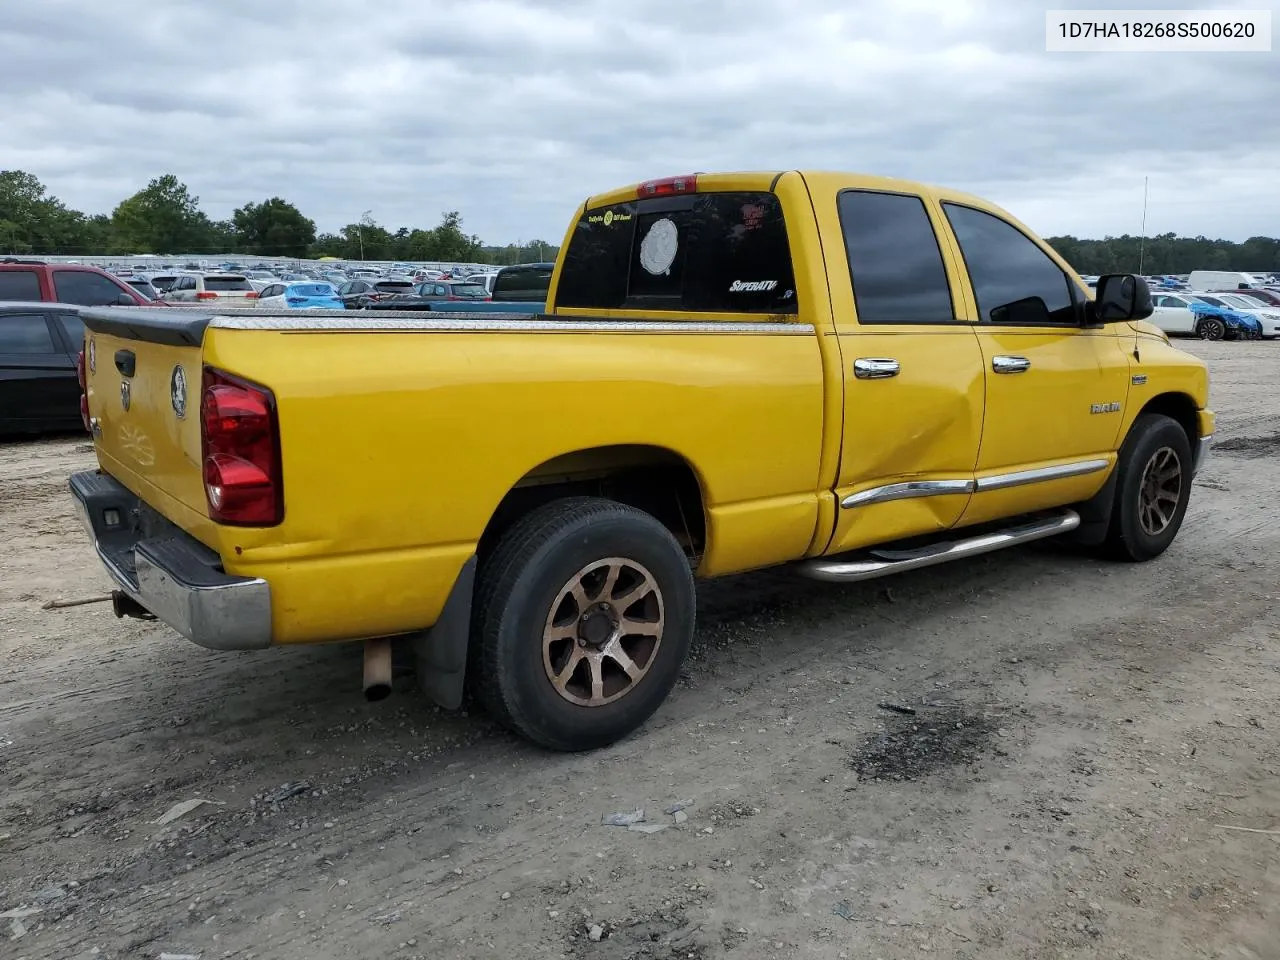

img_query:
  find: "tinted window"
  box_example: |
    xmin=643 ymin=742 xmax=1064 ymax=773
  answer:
xmin=556 ymin=192 xmax=796 ymax=314
xmin=1161 ymin=297 xmax=1186 ymax=308
xmin=943 ymin=204 xmax=1075 ymax=325
xmin=837 ymin=190 xmax=954 ymax=324
xmin=0 ymin=270 xmax=42 ymax=301
xmin=53 ymin=270 xmax=129 ymax=306
xmin=494 ymin=265 xmax=553 ymax=302
xmin=374 ymin=281 xmax=413 ymax=293
xmin=57 ymin=313 xmax=85 ymax=349
xmin=0 ymin=314 xmax=56 ymax=353
xmin=447 ymin=283 xmax=488 ymax=298
xmin=204 ymin=276 xmax=252 ymax=291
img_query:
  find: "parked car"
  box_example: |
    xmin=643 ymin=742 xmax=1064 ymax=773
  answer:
xmin=1211 ymin=287 xmax=1280 ymax=307
xmin=256 ymin=281 xmax=345 ymax=310
xmin=163 ymin=273 xmax=259 ymax=305
xmin=72 ymin=170 xmax=1212 ymax=752
xmin=412 ymin=280 xmax=491 ymax=301
xmin=1186 ymin=295 xmax=1263 ymax=339
xmin=0 ymin=258 xmax=152 ymax=307
xmin=1208 ymin=293 xmax=1280 ymax=338
xmin=147 ymin=274 xmax=181 ymax=295
xmin=492 ymin=262 xmax=554 ymax=302
xmin=464 ymin=272 xmax=499 ymax=294
xmin=0 ymin=301 xmax=88 ymax=434
xmin=336 ymin=278 xmax=415 ymax=307
xmin=124 ymin=277 xmax=160 ymax=301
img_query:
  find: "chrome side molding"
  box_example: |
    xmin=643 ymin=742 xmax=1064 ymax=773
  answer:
xmin=800 ymin=509 xmax=1081 ymax=583
xmin=840 ymin=459 xmax=1111 ymax=509
xmin=841 ymin=478 xmax=973 ymax=509
xmin=974 ymin=458 xmax=1109 ymax=491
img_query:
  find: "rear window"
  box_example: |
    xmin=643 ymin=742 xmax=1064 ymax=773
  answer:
xmin=555 ymin=191 xmax=797 ymax=314
xmin=204 ymin=276 xmax=252 ymax=291
xmin=374 ymin=281 xmax=413 ymax=292
xmin=493 ymin=266 xmax=552 ymax=302
xmin=288 ymin=284 xmax=337 ymax=297
xmin=448 ymin=283 xmax=489 ymax=298
xmin=0 ymin=270 xmax=42 ymax=301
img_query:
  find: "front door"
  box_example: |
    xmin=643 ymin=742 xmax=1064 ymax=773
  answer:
xmin=816 ymin=184 xmax=986 ymax=556
xmin=935 ymin=201 xmax=1132 ymax=527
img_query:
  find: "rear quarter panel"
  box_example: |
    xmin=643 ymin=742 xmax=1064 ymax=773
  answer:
xmin=203 ymin=322 xmax=825 ymax=644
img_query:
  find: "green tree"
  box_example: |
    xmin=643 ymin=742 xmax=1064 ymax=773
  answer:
xmin=0 ymin=169 xmax=99 ymax=254
xmin=111 ymin=174 xmax=215 ymax=253
xmin=232 ymin=197 xmax=316 ymax=257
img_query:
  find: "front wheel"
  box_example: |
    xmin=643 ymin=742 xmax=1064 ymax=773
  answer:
xmin=471 ymin=497 xmax=696 ymax=751
xmin=1100 ymin=414 xmax=1193 ymax=562
xmin=1196 ymin=317 xmax=1225 ymax=340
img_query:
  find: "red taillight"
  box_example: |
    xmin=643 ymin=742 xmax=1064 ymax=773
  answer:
xmin=196 ymin=291 xmax=219 ymax=300
xmin=244 ymin=291 xmax=258 ymax=299
xmin=200 ymin=367 xmax=282 ymax=526
xmin=637 ymin=174 xmax=698 ymax=198
xmin=80 ymin=395 xmax=91 ymax=431
xmin=76 ymin=350 xmax=86 ymax=389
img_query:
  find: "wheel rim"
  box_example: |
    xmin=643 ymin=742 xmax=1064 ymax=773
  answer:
xmin=1138 ymin=446 xmax=1183 ymax=536
xmin=1200 ymin=319 xmax=1223 ymax=340
xmin=542 ymin=557 xmax=665 ymax=707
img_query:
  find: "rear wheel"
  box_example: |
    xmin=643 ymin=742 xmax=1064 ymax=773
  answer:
xmin=1100 ymin=414 xmax=1193 ymax=562
xmin=471 ymin=497 xmax=695 ymax=751
xmin=1196 ymin=316 xmax=1225 ymax=340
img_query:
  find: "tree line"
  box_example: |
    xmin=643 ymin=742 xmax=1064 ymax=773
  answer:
xmin=4 ymin=168 xmax=1278 ymax=273
xmin=0 ymin=170 xmax=558 ymax=265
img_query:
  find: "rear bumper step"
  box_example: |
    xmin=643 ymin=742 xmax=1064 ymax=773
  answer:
xmin=800 ymin=508 xmax=1081 ymax=583
xmin=69 ymin=470 xmax=272 ymax=650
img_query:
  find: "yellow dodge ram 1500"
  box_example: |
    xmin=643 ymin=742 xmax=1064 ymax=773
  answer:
xmin=70 ymin=171 xmax=1213 ymax=751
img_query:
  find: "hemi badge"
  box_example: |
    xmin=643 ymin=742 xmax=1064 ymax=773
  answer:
xmin=1132 ymin=374 xmax=1148 ymax=385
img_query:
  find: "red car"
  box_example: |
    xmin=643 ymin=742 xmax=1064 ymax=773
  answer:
xmin=0 ymin=259 xmax=155 ymax=308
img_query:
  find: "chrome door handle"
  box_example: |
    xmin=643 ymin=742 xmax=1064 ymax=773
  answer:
xmin=992 ymin=355 xmax=1031 ymax=374
xmin=854 ymin=358 xmax=900 ymax=379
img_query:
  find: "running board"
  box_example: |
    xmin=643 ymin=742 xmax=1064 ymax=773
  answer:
xmin=799 ymin=508 xmax=1081 ymax=583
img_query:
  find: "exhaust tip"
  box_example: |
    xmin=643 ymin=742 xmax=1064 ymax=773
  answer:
xmin=362 ymin=638 xmax=393 ymax=703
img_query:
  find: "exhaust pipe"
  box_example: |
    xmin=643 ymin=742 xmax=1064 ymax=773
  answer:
xmin=362 ymin=637 xmax=393 ymax=702
xmin=111 ymin=590 xmax=156 ymax=621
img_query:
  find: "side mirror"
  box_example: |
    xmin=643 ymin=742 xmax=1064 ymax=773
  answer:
xmin=117 ymin=293 xmax=137 ymax=305
xmin=1094 ymin=273 xmax=1153 ymax=322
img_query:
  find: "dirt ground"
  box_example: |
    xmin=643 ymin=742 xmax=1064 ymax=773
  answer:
xmin=2 ymin=339 xmax=1278 ymax=960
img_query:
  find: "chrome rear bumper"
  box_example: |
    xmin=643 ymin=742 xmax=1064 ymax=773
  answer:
xmin=69 ymin=470 xmax=272 ymax=651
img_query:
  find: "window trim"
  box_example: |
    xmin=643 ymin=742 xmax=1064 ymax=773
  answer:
xmin=836 ymin=187 xmax=964 ymax=327
xmin=940 ymin=200 xmax=1084 ymax=328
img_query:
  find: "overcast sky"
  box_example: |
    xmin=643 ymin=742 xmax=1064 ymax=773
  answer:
xmin=2 ymin=0 xmax=1277 ymax=244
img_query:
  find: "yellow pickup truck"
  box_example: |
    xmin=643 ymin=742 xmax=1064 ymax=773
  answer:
xmin=70 ymin=171 xmax=1213 ymax=751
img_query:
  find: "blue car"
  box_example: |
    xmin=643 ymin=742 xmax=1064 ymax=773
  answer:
xmin=257 ymin=281 xmax=344 ymax=310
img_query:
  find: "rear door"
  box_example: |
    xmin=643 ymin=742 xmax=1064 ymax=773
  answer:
xmin=0 ymin=311 xmax=78 ymax=430
xmin=817 ymin=184 xmax=986 ymax=555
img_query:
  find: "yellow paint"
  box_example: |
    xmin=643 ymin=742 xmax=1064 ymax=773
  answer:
xmin=84 ymin=170 xmax=1213 ymax=648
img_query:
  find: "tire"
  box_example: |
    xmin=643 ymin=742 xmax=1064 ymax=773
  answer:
xmin=471 ymin=497 xmax=696 ymax=751
xmin=1196 ymin=317 xmax=1225 ymax=340
xmin=1100 ymin=413 xmax=1193 ymax=562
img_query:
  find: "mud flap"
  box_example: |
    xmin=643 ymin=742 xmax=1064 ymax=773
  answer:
xmin=1062 ymin=464 xmax=1119 ymax=546
xmin=411 ymin=555 xmax=476 ymax=710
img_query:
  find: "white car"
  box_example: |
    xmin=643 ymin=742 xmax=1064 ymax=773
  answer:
xmin=1211 ymin=293 xmax=1280 ymax=338
xmin=164 ymin=273 xmax=258 ymax=305
xmin=1149 ymin=293 xmax=1235 ymax=338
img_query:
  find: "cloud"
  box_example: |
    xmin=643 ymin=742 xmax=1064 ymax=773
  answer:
xmin=0 ymin=0 xmax=1276 ymax=243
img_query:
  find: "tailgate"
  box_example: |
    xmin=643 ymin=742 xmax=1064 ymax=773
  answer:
xmin=81 ymin=307 xmax=211 ymax=539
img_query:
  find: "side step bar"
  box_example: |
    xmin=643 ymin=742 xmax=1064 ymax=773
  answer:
xmin=799 ymin=508 xmax=1080 ymax=583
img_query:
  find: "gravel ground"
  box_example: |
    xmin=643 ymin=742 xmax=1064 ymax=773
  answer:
xmin=2 ymin=339 xmax=1278 ymax=960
